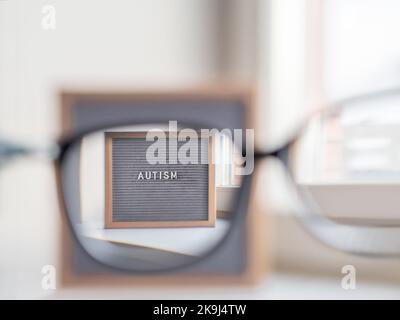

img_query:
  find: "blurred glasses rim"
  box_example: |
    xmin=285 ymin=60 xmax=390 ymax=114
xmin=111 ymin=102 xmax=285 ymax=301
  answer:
xmin=56 ymin=120 xmax=255 ymax=273
xmin=284 ymin=86 xmax=400 ymax=257
xmin=3 ymin=86 xmax=400 ymax=272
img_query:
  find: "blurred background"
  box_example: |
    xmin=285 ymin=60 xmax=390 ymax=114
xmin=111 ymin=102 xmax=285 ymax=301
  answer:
xmin=1 ymin=0 xmax=400 ymax=299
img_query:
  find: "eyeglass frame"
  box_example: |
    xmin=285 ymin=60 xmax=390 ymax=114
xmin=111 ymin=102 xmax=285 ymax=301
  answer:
xmin=1 ymin=86 xmax=400 ymax=274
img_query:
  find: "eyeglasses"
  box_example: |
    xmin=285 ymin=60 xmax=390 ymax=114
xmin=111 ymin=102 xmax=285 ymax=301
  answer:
xmin=1 ymin=87 xmax=400 ymax=273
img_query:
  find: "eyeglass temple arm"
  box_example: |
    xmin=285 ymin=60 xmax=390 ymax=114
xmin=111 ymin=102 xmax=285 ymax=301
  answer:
xmin=0 ymin=140 xmax=60 ymax=166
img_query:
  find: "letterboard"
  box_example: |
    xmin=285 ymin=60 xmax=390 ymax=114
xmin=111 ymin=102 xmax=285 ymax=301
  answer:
xmin=105 ymin=132 xmax=215 ymax=228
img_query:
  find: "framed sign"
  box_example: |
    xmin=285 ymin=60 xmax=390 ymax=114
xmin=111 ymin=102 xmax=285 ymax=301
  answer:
xmin=105 ymin=131 xmax=216 ymax=228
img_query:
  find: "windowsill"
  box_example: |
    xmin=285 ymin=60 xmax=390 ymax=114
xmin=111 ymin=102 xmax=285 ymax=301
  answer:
xmin=300 ymin=183 xmax=400 ymax=222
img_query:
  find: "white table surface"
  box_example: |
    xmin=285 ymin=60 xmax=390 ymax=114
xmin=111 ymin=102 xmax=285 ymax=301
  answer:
xmin=77 ymin=219 xmax=229 ymax=256
xmin=45 ymin=272 xmax=400 ymax=300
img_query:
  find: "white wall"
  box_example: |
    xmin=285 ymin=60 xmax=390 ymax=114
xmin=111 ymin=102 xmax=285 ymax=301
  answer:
xmin=0 ymin=0 xmax=223 ymax=298
xmin=324 ymin=0 xmax=400 ymax=100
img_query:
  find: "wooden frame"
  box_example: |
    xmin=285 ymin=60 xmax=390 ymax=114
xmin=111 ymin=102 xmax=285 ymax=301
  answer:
xmin=57 ymin=86 xmax=268 ymax=287
xmin=104 ymin=131 xmax=216 ymax=228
